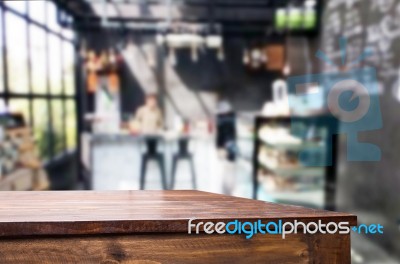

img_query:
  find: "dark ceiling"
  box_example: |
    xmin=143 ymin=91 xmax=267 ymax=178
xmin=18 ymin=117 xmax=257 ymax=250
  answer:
xmin=54 ymin=0 xmax=320 ymax=36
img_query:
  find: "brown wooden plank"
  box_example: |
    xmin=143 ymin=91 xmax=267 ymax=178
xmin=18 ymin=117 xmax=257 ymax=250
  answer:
xmin=0 ymin=190 xmax=356 ymax=236
xmin=0 ymin=232 xmax=350 ymax=264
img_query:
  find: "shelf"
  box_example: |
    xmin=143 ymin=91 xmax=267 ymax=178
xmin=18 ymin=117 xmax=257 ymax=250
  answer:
xmin=253 ymin=115 xmax=339 ymax=206
xmin=258 ymin=158 xmax=324 ymax=178
xmin=261 ymin=189 xmax=325 ymax=209
xmin=259 ymin=133 xmax=324 ymax=151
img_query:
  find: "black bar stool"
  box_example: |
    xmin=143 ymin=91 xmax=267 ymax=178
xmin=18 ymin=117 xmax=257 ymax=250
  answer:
xmin=170 ymin=137 xmax=196 ymax=189
xmin=140 ymin=136 xmax=167 ymax=190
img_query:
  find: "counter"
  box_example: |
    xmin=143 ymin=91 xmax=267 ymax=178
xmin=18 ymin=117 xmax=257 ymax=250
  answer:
xmin=82 ymin=133 xmax=149 ymax=189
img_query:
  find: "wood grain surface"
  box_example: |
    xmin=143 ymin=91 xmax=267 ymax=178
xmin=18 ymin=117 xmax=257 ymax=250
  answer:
xmin=0 ymin=232 xmax=350 ymax=264
xmin=0 ymin=190 xmax=356 ymax=236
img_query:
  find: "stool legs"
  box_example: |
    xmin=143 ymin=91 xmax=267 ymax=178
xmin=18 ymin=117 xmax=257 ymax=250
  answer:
xmin=170 ymin=156 xmax=179 ymax=190
xmin=156 ymin=154 xmax=167 ymax=190
xmin=189 ymin=157 xmax=197 ymax=189
xmin=140 ymin=154 xmax=167 ymax=190
xmin=170 ymin=155 xmax=196 ymax=190
xmin=140 ymin=154 xmax=148 ymax=190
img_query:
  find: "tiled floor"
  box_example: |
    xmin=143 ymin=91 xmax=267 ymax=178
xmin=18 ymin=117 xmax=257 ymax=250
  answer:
xmin=351 ymin=233 xmax=399 ymax=263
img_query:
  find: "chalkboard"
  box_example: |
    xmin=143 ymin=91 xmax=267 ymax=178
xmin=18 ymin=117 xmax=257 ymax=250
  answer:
xmin=321 ymin=0 xmax=400 ymax=94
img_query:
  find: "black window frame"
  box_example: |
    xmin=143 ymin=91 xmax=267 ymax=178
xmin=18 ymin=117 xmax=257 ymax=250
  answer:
xmin=0 ymin=1 xmax=78 ymax=163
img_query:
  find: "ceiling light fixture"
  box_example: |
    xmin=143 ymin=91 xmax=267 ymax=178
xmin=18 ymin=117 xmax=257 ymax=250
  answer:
xmin=206 ymin=35 xmax=223 ymax=49
xmin=305 ymin=0 xmax=316 ymax=8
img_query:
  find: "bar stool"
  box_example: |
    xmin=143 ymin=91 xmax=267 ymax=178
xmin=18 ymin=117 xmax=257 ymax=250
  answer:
xmin=140 ymin=136 xmax=167 ymax=190
xmin=170 ymin=136 xmax=196 ymax=189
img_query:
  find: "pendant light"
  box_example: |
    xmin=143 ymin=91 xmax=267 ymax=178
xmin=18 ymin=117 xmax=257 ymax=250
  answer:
xmin=169 ymin=47 xmax=177 ymax=66
xmin=243 ymin=49 xmax=250 ymax=65
xmin=283 ymin=63 xmax=291 ymax=76
xmin=217 ymin=47 xmax=225 ymax=61
xmin=191 ymin=44 xmax=199 ymax=62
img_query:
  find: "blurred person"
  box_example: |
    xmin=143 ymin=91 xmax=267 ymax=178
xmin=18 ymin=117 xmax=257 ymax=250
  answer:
xmin=86 ymin=49 xmax=121 ymax=133
xmin=97 ymin=50 xmax=112 ymax=100
xmin=216 ymin=99 xmax=237 ymax=195
xmin=132 ymin=94 xmax=163 ymax=134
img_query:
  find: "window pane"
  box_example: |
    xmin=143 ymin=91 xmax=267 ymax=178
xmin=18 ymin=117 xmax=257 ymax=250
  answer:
xmin=5 ymin=1 xmax=27 ymax=14
xmin=64 ymin=41 xmax=75 ymax=95
xmin=6 ymin=12 xmax=28 ymax=94
xmin=65 ymin=99 xmax=76 ymax=149
xmin=30 ymin=25 xmax=47 ymax=94
xmin=28 ymin=0 xmax=46 ymax=25
xmin=33 ymin=99 xmax=50 ymax=160
xmin=51 ymin=99 xmax=64 ymax=155
xmin=0 ymin=98 xmax=6 ymax=112
xmin=49 ymin=34 xmax=62 ymax=94
xmin=46 ymin=1 xmax=60 ymax=33
xmin=8 ymin=99 xmax=31 ymax=125
xmin=62 ymin=28 xmax=74 ymax=41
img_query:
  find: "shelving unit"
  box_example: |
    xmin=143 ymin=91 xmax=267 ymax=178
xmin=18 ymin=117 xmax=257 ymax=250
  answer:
xmin=0 ymin=114 xmax=49 ymax=191
xmin=236 ymin=112 xmax=256 ymax=163
xmin=252 ymin=115 xmax=338 ymax=210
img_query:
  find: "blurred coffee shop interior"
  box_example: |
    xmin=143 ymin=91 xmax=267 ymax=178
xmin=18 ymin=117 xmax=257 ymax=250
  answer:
xmin=0 ymin=0 xmax=400 ymax=262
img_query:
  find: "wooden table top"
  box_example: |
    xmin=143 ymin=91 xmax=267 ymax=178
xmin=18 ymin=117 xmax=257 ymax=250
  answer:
xmin=0 ymin=190 xmax=356 ymax=236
